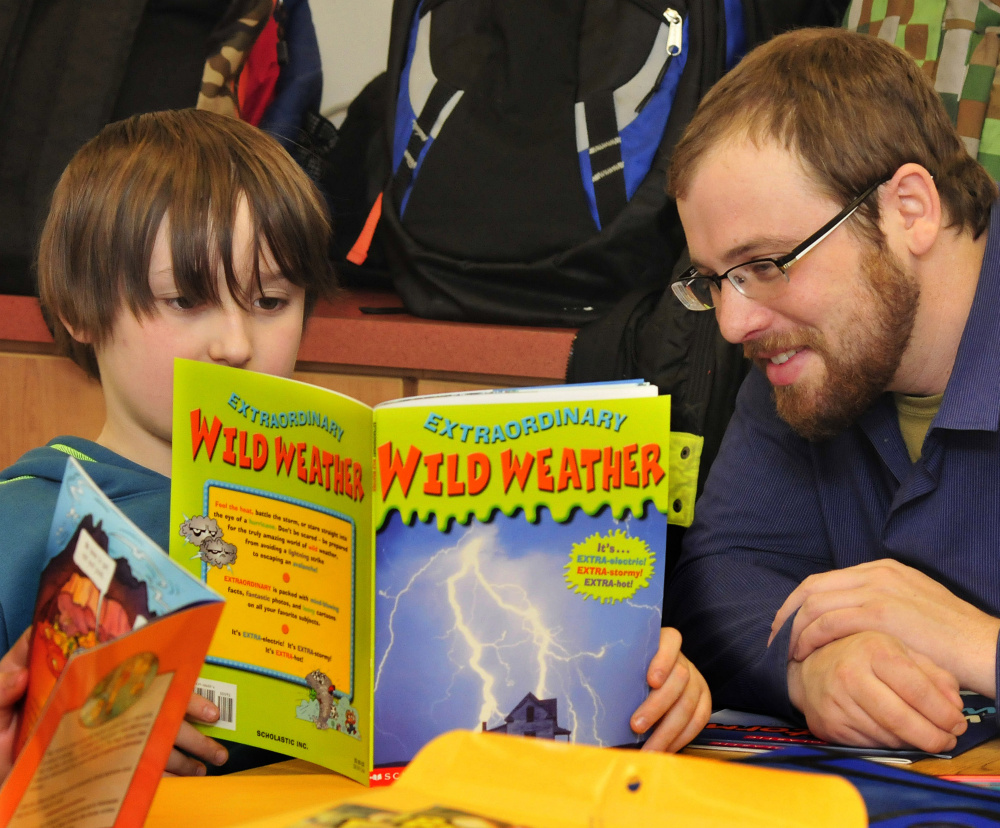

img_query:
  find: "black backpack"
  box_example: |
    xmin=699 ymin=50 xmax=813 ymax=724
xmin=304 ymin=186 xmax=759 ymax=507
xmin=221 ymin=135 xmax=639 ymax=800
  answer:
xmin=335 ymin=0 xmax=748 ymax=326
xmin=566 ymin=1 xmax=852 ymax=573
xmin=0 ymin=0 xmax=329 ymax=297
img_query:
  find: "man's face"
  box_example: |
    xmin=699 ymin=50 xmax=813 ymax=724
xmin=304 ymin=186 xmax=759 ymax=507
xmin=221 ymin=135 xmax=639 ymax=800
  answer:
xmin=677 ymin=138 xmax=919 ymax=440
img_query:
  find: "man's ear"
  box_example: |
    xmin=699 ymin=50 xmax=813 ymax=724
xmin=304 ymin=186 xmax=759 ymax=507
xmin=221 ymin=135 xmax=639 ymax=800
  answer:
xmin=881 ymin=163 xmax=941 ymax=257
xmin=60 ymin=317 xmax=92 ymax=345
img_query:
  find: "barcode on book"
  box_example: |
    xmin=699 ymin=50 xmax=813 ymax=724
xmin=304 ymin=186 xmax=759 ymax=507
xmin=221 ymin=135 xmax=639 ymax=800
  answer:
xmin=194 ymin=678 xmax=238 ymax=731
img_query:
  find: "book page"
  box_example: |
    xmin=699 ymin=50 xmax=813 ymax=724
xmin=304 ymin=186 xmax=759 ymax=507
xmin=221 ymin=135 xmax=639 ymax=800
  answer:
xmin=198 ymin=487 xmax=355 ymax=696
xmin=9 ymin=671 xmax=171 ymax=828
xmin=169 ymin=360 xmax=376 ymax=783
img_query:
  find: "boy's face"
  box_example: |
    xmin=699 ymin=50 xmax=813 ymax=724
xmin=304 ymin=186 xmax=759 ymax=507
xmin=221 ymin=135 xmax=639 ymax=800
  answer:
xmin=92 ymin=200 xmax=307 ymax=475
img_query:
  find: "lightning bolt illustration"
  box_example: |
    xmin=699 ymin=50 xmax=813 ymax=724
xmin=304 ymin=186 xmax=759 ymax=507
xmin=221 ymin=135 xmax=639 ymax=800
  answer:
xmin=375 ymin=515 xmax=662 ymax=761
xmin=441 ymin=529 xmax=620 ymax=742
xmin=374 ymin=540 xmax=457 ymax=693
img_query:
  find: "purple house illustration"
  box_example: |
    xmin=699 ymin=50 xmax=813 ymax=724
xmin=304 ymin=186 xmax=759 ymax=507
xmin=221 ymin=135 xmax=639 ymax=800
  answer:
xmin=482 ymin=692 xmax=571 ymax=740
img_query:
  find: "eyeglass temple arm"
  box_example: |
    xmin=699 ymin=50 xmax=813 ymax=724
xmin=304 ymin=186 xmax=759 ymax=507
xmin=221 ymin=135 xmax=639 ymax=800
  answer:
xmin=779 ymin=179 xmax=886 ymax=271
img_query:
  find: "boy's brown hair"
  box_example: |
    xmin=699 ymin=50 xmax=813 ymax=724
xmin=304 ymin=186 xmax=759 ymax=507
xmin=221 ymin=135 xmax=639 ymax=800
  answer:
xmin=38 ymin=108 xmax=337 ymax=379
xmin=668 ymin=28 xmax=998 ymax=244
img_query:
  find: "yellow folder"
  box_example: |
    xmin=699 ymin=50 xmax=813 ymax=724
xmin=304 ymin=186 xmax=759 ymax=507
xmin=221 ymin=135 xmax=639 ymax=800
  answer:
xmin=230 ymin=731 xmax=867 ymax=827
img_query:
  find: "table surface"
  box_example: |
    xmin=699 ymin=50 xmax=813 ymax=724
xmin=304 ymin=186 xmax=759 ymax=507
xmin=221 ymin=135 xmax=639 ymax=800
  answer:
xmin=144 ymin=737 xmax=1000 ymax=827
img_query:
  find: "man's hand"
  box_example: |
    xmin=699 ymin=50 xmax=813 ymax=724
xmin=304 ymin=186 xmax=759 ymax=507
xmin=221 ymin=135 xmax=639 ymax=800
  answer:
xmin=164 ymin=692 xmax=229 ymax=776
xmin=0 ymin=629 xmax=31 ymax=783
xmin=630 ymin=627 xmax=711 ymax=752
xmin=771 ymin=559 xmax=1000 ymax=697
xmin=788 ymin=631 xmax=968 ymax=753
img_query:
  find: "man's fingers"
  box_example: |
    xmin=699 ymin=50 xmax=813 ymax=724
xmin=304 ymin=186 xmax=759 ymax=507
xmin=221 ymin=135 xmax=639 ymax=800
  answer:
xmin=772 ymin=570 xmax=862 ymax=637
xmin=787 ymin=589 xmax=877 ymax=658
xmin=921 ymin=655 xmax=966 ymax=712
xmin=841 ymin=640 xmax=962 ymax=754
xmin=795 ymin=632 xmax=964 ymax=755
xmin=874 ymin=649 xmax=966 ymax=738
xmin=770 ymin=561 xmax=904 ymax=645
xmin=792 ymin=603 xmax=885 ymax=661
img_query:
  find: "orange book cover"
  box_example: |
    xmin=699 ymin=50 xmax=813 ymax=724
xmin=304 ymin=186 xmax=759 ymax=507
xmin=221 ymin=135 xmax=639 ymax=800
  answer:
xmin=0 ymin=457 xmax=223 ymax=827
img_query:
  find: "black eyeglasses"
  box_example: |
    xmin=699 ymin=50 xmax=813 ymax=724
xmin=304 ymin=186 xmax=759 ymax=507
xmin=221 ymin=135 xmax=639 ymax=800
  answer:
xmin=671 ymin=179 xmax=887 ymax=311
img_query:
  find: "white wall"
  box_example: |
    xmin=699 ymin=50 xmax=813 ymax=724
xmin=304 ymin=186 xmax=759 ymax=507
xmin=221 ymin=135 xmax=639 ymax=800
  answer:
xmin=311 ymin=0 xmax=394 ymax=124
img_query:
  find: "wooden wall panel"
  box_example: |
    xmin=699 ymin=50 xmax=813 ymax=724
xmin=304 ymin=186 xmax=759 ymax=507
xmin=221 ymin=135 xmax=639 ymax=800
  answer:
xmin=0 ymin=352 xmax=105 ymax=470
xmin=292 ymin=370 xmax=404 ymax=407
xmin=0 ymin=353 xmax=552 ymax=473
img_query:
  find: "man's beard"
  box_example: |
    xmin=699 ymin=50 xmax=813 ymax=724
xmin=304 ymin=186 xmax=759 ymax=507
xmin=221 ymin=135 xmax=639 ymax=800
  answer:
xmin=745 ymin=242 xmax=920 ymax=441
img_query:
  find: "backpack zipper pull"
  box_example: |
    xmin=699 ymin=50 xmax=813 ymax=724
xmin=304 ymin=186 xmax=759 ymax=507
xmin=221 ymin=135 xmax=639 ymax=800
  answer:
xmin=275 ymin=0 xmax=289 ymax=66
xmin=636 ymin=8 xmax=684 ymax=113
xmin=664 ymin=8 xmax=683 ymax=56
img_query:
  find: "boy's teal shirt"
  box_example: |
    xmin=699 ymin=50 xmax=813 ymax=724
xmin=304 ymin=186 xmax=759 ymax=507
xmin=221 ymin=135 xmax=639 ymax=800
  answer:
xmin=0 ymin=436 xmax=169 ymax=653
xmin=0 ymin=435 xmax=288 ymax=773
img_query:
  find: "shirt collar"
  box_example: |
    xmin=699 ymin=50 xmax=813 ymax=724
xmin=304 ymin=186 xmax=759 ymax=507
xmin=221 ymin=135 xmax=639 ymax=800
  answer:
xmin=933 ymin=200 xmax=1000 ymax=432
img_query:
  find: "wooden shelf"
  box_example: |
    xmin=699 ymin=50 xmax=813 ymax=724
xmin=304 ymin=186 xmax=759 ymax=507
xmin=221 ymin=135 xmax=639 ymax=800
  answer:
xmin=0 ymin=291 xmax=577 ymax=469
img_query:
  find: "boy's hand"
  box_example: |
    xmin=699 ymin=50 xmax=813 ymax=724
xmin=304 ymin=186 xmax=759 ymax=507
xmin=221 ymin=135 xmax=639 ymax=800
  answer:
xmin=630 ymin=627 xmax=711 ymax=752
xmin=165 ymin=692 xmax=229 ymax=776
xmin=0 ymin=628 xmax=31 ymax=782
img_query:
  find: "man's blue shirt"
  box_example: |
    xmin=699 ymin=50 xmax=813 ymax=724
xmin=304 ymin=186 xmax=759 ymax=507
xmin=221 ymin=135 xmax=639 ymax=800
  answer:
xmin=666 ymin=203 xmax=1000 ymax=718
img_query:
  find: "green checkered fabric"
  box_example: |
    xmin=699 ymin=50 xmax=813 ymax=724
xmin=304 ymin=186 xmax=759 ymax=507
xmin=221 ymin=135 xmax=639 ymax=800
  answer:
xmin=845 ymin=0 xmax=1000 ymax=180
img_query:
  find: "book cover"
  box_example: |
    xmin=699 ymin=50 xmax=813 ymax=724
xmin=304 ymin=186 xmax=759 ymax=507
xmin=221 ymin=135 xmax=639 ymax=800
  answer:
xmin=169 ymin=360 xmax=375 ymax=783
xmin=690 ymin=693 xmax=999 ymax=764
xmin=369 ymin=387 xmax=672 ymax=781
xmin=0 ymin=457 xmax=224 ymax=827
xmin=168 ymin=360 xmax=675 ymax=785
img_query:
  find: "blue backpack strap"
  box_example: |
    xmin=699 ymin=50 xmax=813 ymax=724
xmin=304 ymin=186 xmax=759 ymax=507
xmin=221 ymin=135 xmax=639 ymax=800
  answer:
xmin=576 ymin=4 xmax=689 ymax=229
xmin=581 ymin=94 xmax=629 ymax=229
xmin=391 ymin=2 xmax=464 ymax=215
xmin=391 ymin=78 xmax=462 ymax=212
xmin=723 ymin=0 xmax=747 ymax=68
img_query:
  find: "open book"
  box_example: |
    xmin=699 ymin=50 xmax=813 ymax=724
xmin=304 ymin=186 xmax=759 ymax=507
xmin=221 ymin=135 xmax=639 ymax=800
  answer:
xmin=0 ymin=458 xmax=224 ymax=827
xmin=168 ymin=360 xmax=683 ymax=785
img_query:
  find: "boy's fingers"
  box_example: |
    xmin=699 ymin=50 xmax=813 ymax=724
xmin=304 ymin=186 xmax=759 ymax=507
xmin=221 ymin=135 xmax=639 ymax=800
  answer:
xmin=632 ymin=649 xmax=693 ymax=736
xmin=186 ymin=691 xmax=220 ymax=724
xmin=0 ymin=670 xmax=28 ymax=714
xmin=164 ymin=747 xmax=207 ymax=777
xmin=0 ymin=628 xmax=32 ymax=731
xmin=1 ymin=628 xmax=32 ymax=672
xmin=647 ymin=627 xmax=683 ymax=689
xmin=173 ymin=720 xmax=228 ymax=769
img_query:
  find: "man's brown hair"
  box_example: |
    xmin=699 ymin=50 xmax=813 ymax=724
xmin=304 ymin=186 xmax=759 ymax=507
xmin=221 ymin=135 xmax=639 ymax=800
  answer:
xmin=38 ymin=108 xmax=337 ymax=379
xmin=668 ymin=28 xmax=998 ymax=242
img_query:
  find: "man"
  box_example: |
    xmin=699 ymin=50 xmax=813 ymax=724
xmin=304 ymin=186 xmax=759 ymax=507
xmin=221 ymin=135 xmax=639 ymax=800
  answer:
xmin=661 ymin=27 xmax=1000 ymax=754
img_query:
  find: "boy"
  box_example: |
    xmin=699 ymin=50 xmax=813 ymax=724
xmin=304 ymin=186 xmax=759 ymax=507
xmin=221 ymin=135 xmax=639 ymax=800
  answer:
xmin=0 ymin=108 xmax=337 ymax=774
xmin=0 ymin=108 xmax=709 ymax=778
